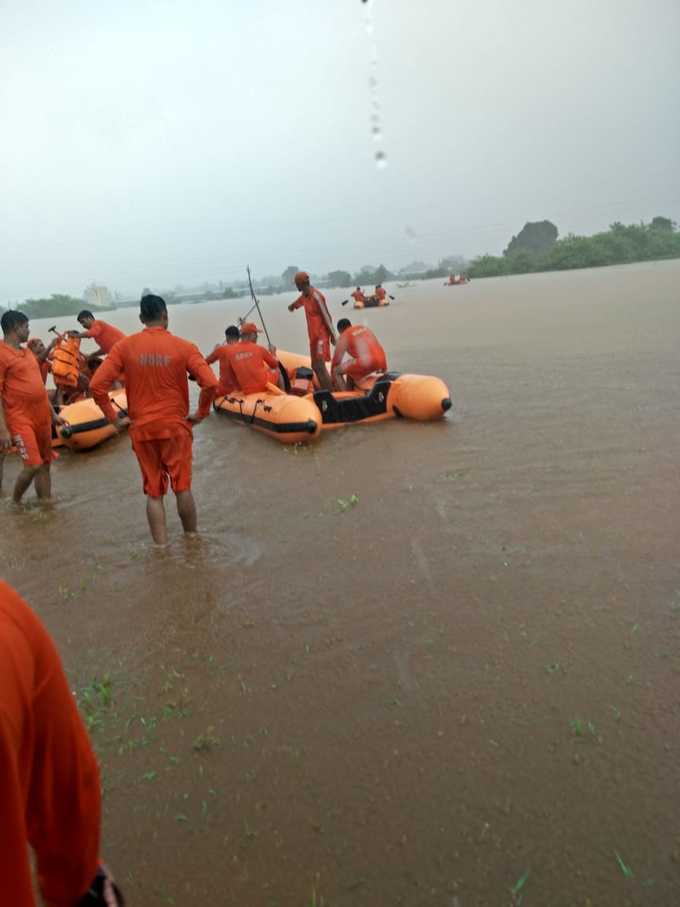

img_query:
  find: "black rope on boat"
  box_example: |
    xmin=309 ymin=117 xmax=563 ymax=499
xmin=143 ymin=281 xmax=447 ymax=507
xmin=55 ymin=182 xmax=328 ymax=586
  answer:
xmin=250 ymin=399 xmax=264 ymax=425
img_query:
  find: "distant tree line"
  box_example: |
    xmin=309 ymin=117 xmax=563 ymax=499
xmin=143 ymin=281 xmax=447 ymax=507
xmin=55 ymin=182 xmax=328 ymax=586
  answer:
xmin=468 ymin=217 xmax=680 ymax=279
xmin=16 ymin=294 xmax=111 ymax=319
xmin=8 ymin=216 xmax=676 ymax=314
xmin=323 ymin=258 xmax=469 ymax=287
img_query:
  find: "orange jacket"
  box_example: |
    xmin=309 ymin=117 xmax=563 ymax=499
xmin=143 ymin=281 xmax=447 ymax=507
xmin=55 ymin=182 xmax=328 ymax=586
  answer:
xmin=0 ymin=341 xmax=51 ymax=426
xmin=51 ymin=336 xmax=81 ymax=388
xmin=206 ymin=344 xmax=238 ymax=395
xmin=0 ymin=581 xmax=101 ymax=907
xmin=229 ymin=341 xmax=279 ymax=394
xmin=290 ymin=287 xmax=332 ymax=340
xmin=82 ymin=320 xmax=126 ymax=354
xmin=332 ymin=325 xmax=387 ymax=373
xmin=90 ymin=326 xmax=218 ymax=440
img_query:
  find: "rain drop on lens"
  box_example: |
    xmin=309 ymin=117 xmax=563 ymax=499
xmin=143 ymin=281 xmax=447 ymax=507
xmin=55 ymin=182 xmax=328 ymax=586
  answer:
xmin=375 ymin=150 xmax=387 ymax=169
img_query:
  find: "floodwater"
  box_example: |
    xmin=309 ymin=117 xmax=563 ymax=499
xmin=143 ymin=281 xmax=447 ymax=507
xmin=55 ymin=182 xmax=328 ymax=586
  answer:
xmin=2 ymin=260 xmax=680 ymax=906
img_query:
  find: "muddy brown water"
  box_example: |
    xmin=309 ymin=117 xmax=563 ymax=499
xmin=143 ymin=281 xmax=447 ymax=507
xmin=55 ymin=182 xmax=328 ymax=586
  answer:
xmin=2 ymin=261 xmax=680 ymax=906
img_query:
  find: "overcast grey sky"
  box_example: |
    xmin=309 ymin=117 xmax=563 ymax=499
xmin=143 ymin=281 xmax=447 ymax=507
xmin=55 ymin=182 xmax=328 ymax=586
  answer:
xmin=2 ymin=0 xmax=679 ymax=301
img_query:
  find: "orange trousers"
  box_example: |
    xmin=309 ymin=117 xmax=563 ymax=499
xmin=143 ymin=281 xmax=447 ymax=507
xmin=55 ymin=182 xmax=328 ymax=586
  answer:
xmin=0 ymin=581 xmax=101 ymax=906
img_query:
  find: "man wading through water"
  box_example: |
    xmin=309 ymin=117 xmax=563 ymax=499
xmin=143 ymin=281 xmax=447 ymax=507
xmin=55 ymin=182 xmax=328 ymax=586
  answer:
xmin=90 ymin=294 xmax=218 ymax=546
xmin=0 ymin=310 xmax=68 ymax=504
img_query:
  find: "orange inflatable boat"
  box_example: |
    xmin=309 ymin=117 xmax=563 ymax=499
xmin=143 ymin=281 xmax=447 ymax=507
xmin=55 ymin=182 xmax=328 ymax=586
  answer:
xmin=353 ymin=295 xmax=390 ymax=309
xmin=53 ymin=389 xmax=128 ymax=451
xmin=280 ymin=351 xmax=450 ymax=428
xmin=445 ymin=275 xmax=470 ymax=286
xmin=282 ymin=350 xmax=450 ymax=428
xmin=213 ymin=382 xmax=321 ymax=443
xmin=212 ymin=353 xmax=450 ymax=444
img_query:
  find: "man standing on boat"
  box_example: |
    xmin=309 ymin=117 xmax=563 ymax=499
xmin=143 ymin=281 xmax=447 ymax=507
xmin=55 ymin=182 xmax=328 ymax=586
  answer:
xmin=331 ymin=318 xmax=387 ymax=390
xmin=0 ymin=311 xmax=66 ymax=504
xmin=287 ymin=271 xmax=335 ymax=390
xmin=90 ymin=294 xmax=218 ymax=546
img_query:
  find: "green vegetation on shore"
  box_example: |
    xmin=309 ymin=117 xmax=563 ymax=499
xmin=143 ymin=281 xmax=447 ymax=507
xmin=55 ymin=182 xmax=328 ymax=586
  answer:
xmin=17 ymin=294 xmax=112 ymax=319
xmin=468 ymin=217 xmax=680 ymax=279
xmin=4 ymin=216 xmax=678 ymax=314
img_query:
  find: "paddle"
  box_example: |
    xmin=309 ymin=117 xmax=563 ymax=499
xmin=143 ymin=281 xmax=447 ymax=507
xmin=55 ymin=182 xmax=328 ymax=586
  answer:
xmin=246 ymin=265 xmax=272 ymax=347
xmin=238 ymin=300 xmax=258 ymax=325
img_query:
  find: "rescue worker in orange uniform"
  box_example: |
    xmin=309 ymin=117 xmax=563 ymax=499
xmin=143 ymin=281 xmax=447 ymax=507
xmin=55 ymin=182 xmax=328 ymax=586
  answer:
xmin=0 ymin=311 xmax=67 ymax=504
xmin=331 ymin=318 xmax=387 ymax=390
xmin=205 ymin=324 xmax=240 ymax=396
xmin=71 ymin=310 xmax=126 ymax=362
xmin=287 ymin=271 xmax=336 ymax=390
xmin=90 ymin=295 xmax=218 ymax=546
xmin=27 ymin=336 xmax=57 ymax=385
xmin=374 ymin=284 xmax=387 ymax=304
xmin=229 ymin=322 xmax=283 ymax=394
xmin=0 ymin=580 xmax=124 ymax=907
xmin=350 ymin=287 xmax=366 ymax=307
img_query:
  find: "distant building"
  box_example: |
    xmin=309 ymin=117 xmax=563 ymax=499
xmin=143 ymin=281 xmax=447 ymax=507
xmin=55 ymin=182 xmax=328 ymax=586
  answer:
xmin=83 ymin=282 xmax=113 ymax=309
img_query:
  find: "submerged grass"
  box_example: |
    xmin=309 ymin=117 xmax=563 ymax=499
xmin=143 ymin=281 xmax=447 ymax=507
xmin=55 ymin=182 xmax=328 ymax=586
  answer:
xmin=510 ymin=869 xmax=530 ymax=904
xmin=614 ymin=851 xmax=634 ymax=878
xmin=570 ymin=718 xmax=598 ymax=740
xmin=336 ymin=493 xmax=359 ymax=513
xmin=77 ymin=676 xmax=114 ymax=732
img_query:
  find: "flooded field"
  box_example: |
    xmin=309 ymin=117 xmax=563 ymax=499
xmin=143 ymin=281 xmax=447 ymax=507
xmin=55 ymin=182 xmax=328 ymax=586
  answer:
xmin=2 ymin=260 xmax=680 ymax=906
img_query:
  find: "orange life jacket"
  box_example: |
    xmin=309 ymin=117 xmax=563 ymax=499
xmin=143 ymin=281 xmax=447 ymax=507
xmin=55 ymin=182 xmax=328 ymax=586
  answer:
xmin=51 ymin=336 xmax=81 ymax=388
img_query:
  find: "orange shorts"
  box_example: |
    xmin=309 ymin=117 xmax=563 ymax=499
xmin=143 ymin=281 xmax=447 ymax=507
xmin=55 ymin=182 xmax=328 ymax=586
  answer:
xmin=309 ymin=332 xmax=330 ymax=362
xmin=9 ymin=415 xmax=53 ymax=468
xmin=131 ymin=430 xmax=193 ymax=497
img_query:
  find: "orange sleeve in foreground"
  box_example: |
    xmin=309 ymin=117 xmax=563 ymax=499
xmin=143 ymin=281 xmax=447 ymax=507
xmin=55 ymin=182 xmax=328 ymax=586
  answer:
xmin=0 ymin=582 xmax=101 ymax=906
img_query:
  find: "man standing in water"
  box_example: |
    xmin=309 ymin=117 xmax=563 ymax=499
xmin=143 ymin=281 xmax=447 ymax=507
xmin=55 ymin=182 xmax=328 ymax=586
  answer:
xmin=0 ymin=580 xmax=124 ymax=906
xmin=90 ymin=294 xmax=218 ymax=546
xmin=0 ymin=311 xmax=65 ymax=504
xmin=288 ymin=270 xmax=336 ymax=390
